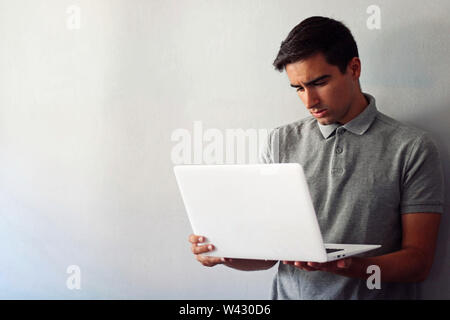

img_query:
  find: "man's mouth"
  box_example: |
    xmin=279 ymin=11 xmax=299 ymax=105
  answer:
xmin=312 ymin=109 xmax=328 ymax=117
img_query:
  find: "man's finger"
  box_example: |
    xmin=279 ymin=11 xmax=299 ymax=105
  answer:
xmin=188 ymin=234 xmax=206 ymax=244
xmin=192 ymin=244 xmax=215 ymax=255
xmin=294 ymin=261 xmax=318 ymax=271
xmin=337 ymin=258 xmax=352 ymax=269
xmin=196 ymin=254 xmax=224 ymax=267
xmin=308 ymin=261 xmax=331 ymax=269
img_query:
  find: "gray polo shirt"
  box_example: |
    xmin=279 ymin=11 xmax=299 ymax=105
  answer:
xmin=261 ymin=93 xmax=444 ymax=300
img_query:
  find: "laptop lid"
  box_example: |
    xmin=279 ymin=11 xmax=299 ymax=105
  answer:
xmin=174 ymin=163 xmax=329 ymax=262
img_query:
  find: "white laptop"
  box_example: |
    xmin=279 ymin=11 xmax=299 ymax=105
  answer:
xmin=174 ymin=163 xmax=380 ymax=263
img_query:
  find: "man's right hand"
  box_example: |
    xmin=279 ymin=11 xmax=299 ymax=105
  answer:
xmin=189 ymin=234 xmax=229 ymax=267
xmin=189 ymin=234 xmax=278 ymax=271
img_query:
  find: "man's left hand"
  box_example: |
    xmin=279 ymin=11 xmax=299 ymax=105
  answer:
xmin=282 ymin=258 xmax=352 ymax=272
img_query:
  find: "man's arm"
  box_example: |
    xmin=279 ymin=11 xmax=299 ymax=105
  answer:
xmin=293 ymin=213 xmax=441 ymax=282
xmin=223 ymin=258 xmax=278 ymax=271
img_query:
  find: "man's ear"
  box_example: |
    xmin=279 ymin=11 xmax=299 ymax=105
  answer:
xmin=348 ymin=57 xmax=361 ymax=79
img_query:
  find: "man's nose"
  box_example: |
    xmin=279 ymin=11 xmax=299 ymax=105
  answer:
xmin=303 ymin=89 xmax=320 ymax=109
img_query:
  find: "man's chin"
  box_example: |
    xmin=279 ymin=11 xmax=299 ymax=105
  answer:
xmin=317 ymin=118 xmax=336 ymax=125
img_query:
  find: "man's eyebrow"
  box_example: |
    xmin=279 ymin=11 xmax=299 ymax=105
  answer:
xmin=290 ymin=75 xmax=331 ymax=88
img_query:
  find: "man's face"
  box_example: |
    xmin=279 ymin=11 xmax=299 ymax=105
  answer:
xmin=285 ymin=53 xmax=360 ymax=125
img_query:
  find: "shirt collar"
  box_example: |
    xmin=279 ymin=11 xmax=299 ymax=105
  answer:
xmin=318 ymin=93 xmax=378 ymax=139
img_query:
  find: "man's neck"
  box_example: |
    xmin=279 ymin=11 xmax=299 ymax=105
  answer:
xmin=338 ymin=92 xmax=369 ymax=125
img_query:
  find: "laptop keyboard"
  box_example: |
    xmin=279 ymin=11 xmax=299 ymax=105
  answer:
xmin=326 ymin=248 xmax=344 ymax=254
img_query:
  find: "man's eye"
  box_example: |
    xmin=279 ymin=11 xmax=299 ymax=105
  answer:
xmin=314 ymin=81 xmax=326 ymax=86
xmin=296 ymin=87 xmax=304 ymax=92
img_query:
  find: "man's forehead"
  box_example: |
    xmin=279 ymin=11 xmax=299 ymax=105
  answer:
xmin=285 ymin=55 xmax=336 ymax=83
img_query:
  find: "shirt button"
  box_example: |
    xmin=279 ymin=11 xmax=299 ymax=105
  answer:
xmin=336 ymin=147 xmax=343 ymax=154
xmin=337 ymin=128 xmax=345 ymax=135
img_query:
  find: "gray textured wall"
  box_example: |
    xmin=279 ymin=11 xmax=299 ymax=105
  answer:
xmin=0 ymin=0 xmax=448 ymax=299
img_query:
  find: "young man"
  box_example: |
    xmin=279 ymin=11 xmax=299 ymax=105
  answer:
xmin=188 ymin=16 xmax=444 ymax=299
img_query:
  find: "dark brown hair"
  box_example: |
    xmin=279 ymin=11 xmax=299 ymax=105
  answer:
xmin=273 ymin=16 xmax=359 ymax=74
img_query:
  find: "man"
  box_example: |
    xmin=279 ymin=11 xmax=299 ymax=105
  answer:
xmin=188 ymin=16 xmax=444 ymax=299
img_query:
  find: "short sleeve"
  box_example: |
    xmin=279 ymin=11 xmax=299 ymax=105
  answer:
xmin=259 ymin=128 xmax=280 ymax=164
xmin=400 ymin=133 xmax=445 ymax=214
